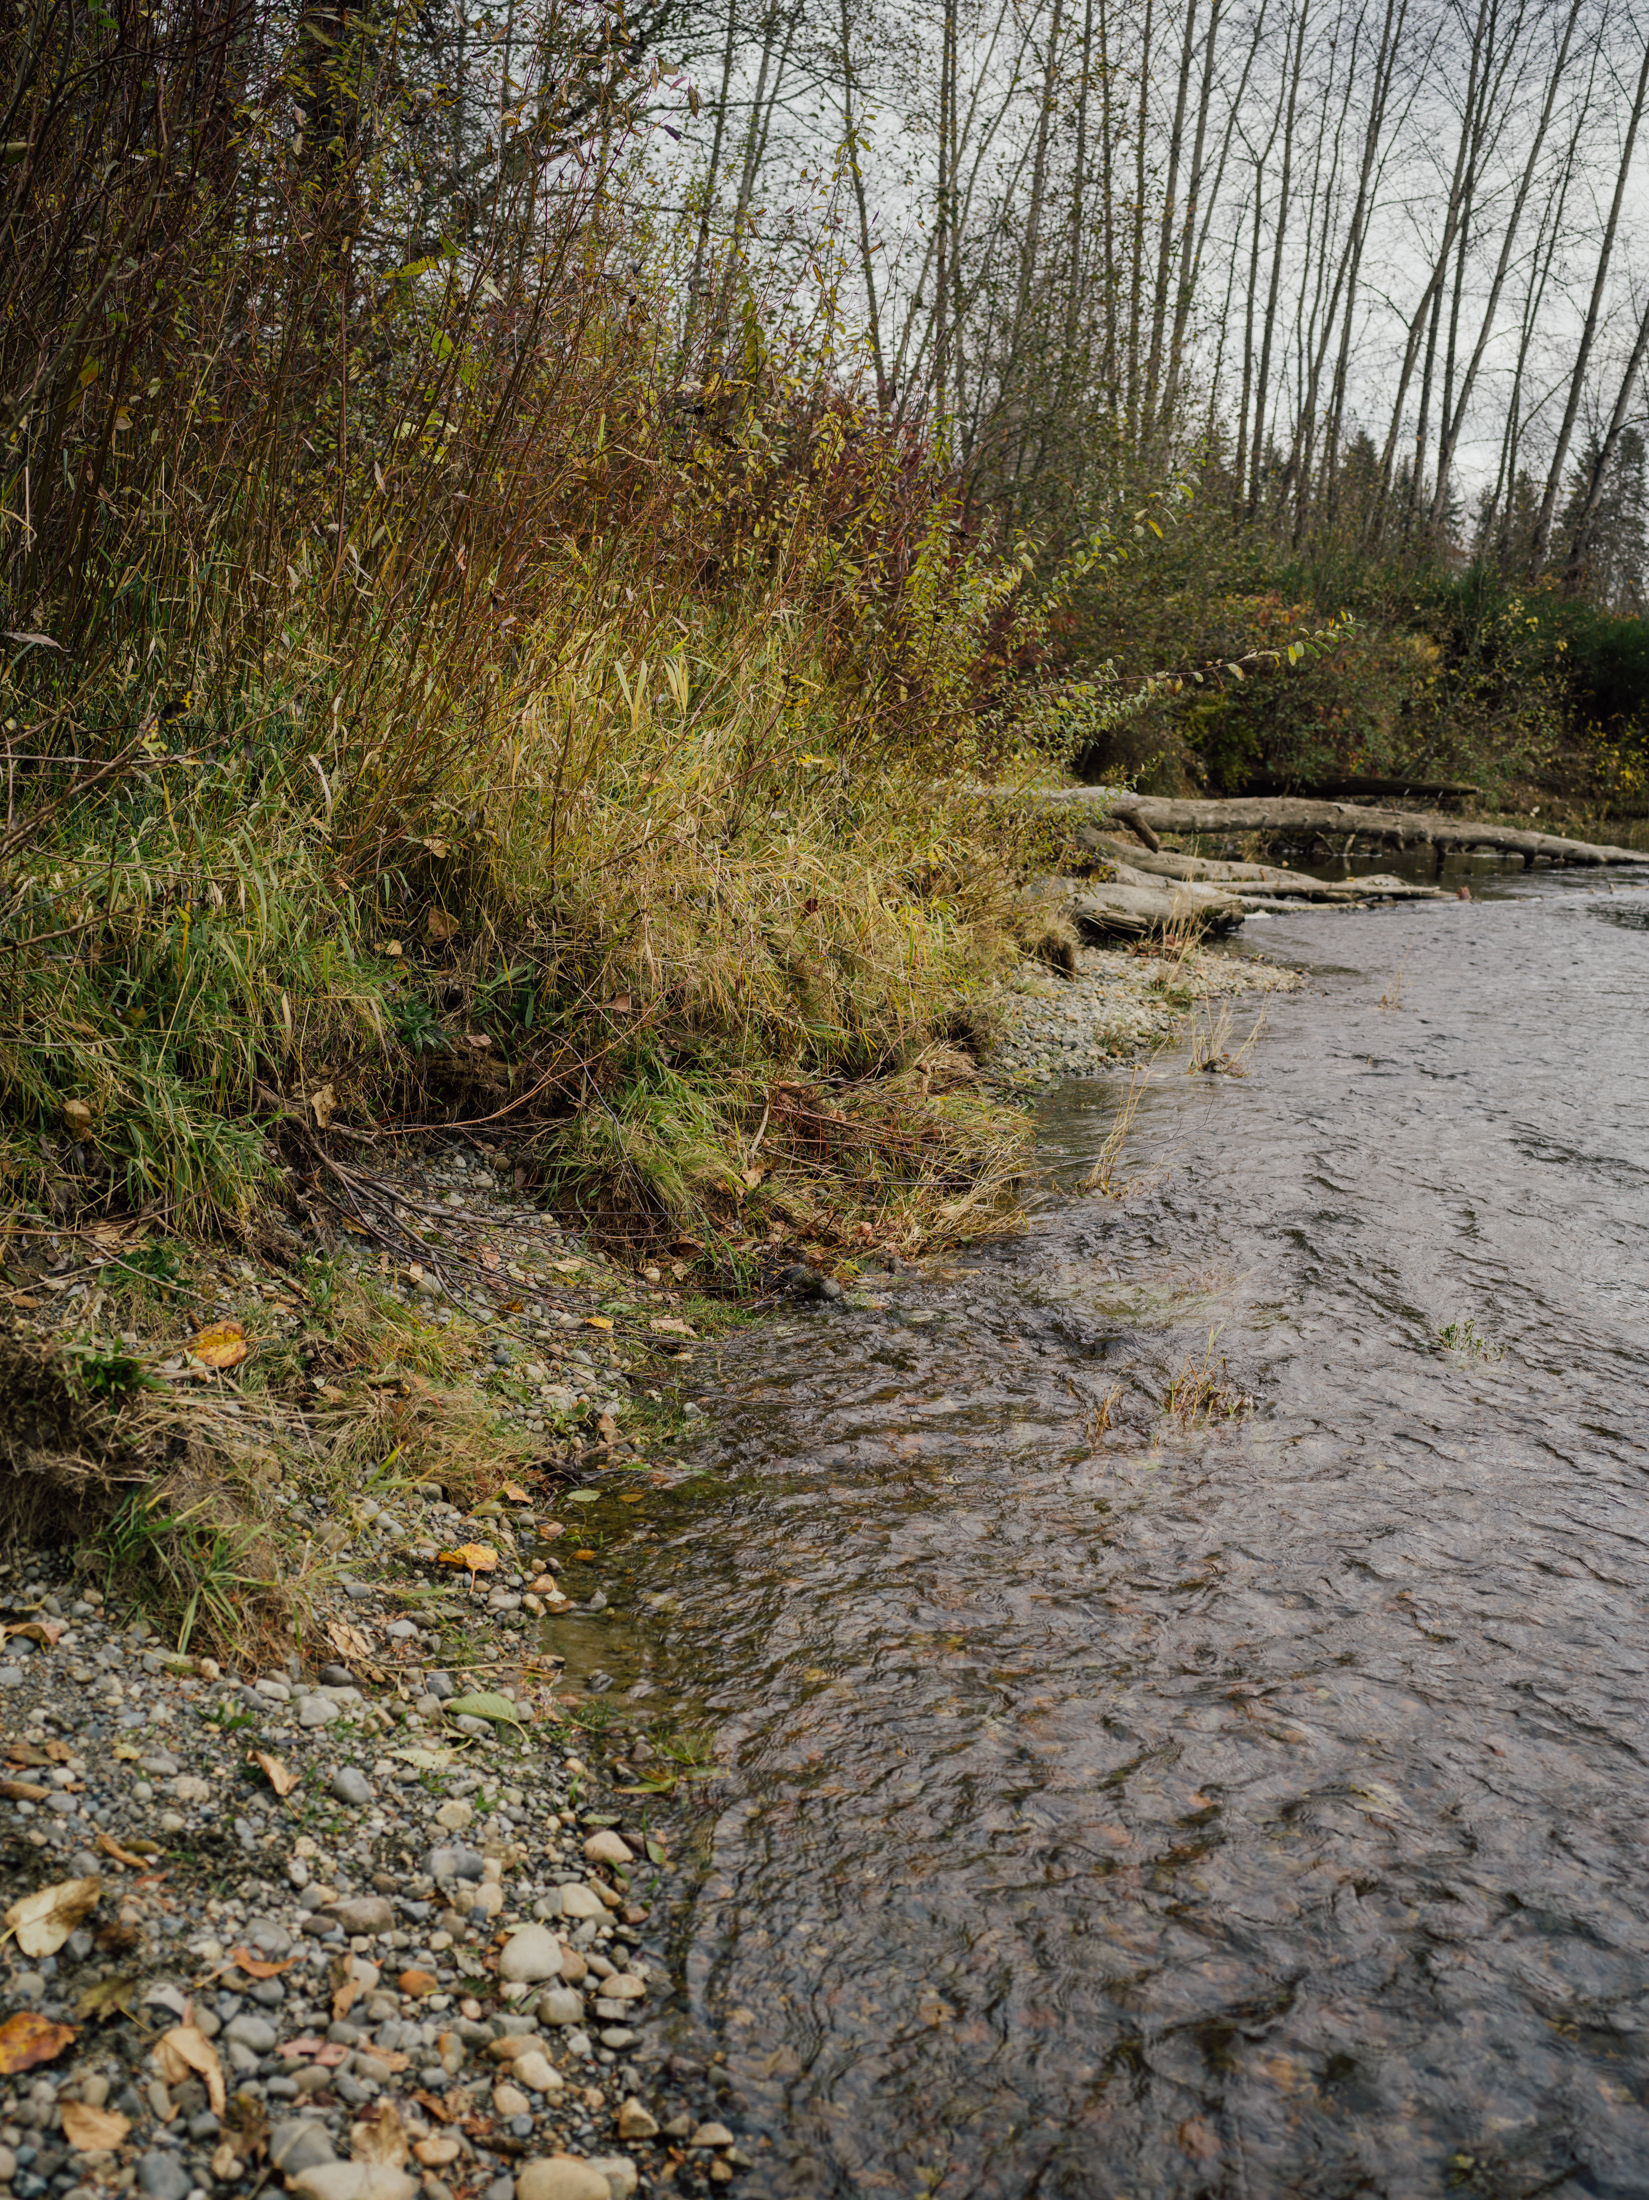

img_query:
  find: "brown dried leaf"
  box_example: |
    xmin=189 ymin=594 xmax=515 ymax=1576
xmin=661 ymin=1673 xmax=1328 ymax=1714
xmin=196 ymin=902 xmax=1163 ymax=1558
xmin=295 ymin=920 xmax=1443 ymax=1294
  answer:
xmin=0 ymin=1779 xmax=48 ymax=1803
xmin=500 ymin=1481 xmax=530 ymax=1503
xmin=154 ymin=2024 xmax=226 ymax=2115
xmin=229 ymin=1946 xmax=300 ymax=1981
xmin=93 ymin=1832 xmax=149 ymax=1870
xmin=189 ymin=1319 xmax=248 ymax=1371
xmin=349 ymin=2103 xmax=409 ymax=2167
xmin=0 ymin=2012 xmax=76 ymax=2073
xmin=4 ymin=1875 xmax=102 ymax=1957
xmin=250 ymin=1751 xmax=299 ymax=1798
xmin=308 ymin=1083 xmax=337 ymax=1129
xmin=3 ymin=1619 xmax=66 ymax=1647
xmin=425 ymin=909 xmax=459 ymax=944
xmin=329 ymin=1954 xmax=362 ymax=2023
xmin=326 ymin=1619 xmax=372 ymax=1662
xmin=61 ymin=2100 xmax=131 ymax=2152
xmin=76 ymin=1973 xmax=138 ymax=2023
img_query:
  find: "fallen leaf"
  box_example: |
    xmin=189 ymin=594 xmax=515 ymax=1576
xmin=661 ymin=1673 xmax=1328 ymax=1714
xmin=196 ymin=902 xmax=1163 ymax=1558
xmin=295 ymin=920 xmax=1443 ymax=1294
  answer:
xmin=618 ymin=1492 xmax=645 ymax=1504
xmin=606 ymin=994 xmax=633 ymax=1012
xmin=326 ymin=1619 xmax=373 ymax=1661
xmin=190 ymin=1319 xmax=248 ymax=1371
xmin=426 ymin=908 xmax=459 ymax=944
xmin=525 ymin=1576 xmax=565 ymax=1597
xmin=93 ymin=1833 xmax=149 ymax=1870
xmin=480 ymin=1245 xmax=500 ymax=1271
xmin=596 ymin=1412 xmax=618 ymax=1444
xmin=4 ymin=1618 xmax=66 ymax=1647
xmin=500 ymin=1481 xmax=530 ymax=1502
xmin=61 ymin=2100 xmax=130 ymax=2152
xmin=4 ymin=1743 xmax=51 ymax=1767
xmin=308 ymin=1084 xmax=337 ymax=1129
xmin=585 ymin=1315 xmax=614 ymax=1330
xmin=0 ymin=2012 xmax=76 ymax=2073
xmin=648 ymin=1317 xmax=695 ymax=1337
xmin=350 ymin=2102 xmax=409 ymax=2167
xmin=387 ymin=1746 xmax=462 ymax=1770
xmin=4 ymin=1876 xmax=102 ymax=1957
xmin=278 ymin=2037 xmax=330 ymax=2059
xmin=437 ymin=1543 xmax=498 ymax=1575
xmin=0 ymin=1780 xmax=48 ymax=1803
xmin=562 ymin=1491 xmax=599 ymax=1506
xmin=77 ymin=1974 xmax=138 ymax=2023
xmin=154 ymin=2024 xmax=226 ymax=2115
xmin=548 ymin=1259 xmax=583 ymax=1273
xmin=250 ymin=1750 xmax=299 ymax=1798
xmin=414 ymin=2091 xmax=460 ymax=2125
xmin=330 ymin=1955 xmax=362 ymax=2022
xmin=230 ymin=1946 xmax=300 ymax=1980
xmin=445 ymin=1693 xmax=526 ymax=1731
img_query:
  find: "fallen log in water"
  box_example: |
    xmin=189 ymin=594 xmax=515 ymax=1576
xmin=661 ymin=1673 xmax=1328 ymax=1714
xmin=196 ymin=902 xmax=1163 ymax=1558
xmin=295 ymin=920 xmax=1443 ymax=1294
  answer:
xmin=1068 ymin=878 xmax=1247 ymax=940
xmin=1090 ymin=836 xmax=1451 ymax=901
xmin=1076 ymin=792 xmax=1643 ymax=867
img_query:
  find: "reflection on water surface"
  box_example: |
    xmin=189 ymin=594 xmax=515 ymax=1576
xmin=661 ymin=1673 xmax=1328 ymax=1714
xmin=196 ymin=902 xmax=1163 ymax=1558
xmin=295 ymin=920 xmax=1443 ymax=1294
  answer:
xmin=556 ymin=870 xmax=1649 ymax=2198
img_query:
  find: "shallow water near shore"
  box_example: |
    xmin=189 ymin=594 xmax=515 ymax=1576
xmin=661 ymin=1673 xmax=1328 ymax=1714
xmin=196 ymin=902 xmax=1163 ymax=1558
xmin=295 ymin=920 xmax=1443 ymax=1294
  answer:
xmin=556 ymin=857 xmax=1649 ymax=2197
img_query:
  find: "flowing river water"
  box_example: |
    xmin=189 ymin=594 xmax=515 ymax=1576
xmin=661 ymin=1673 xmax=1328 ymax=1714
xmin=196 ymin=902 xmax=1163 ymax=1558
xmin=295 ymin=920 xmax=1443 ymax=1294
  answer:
xmin=552 ymin=857 xmax=1649 ymax=2198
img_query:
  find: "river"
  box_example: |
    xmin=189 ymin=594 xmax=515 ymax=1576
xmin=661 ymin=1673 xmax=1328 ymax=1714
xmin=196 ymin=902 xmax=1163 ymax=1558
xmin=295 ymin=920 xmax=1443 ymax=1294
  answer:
xmin=551 ymin=856 xmax=1649 ymax=2198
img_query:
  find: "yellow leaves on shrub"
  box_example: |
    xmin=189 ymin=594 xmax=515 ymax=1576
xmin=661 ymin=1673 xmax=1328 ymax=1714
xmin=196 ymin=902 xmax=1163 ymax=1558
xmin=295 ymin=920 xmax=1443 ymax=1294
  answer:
xmin=0 ymin=2012 xmax=76 ymax=2073
xmin=189 ymin=1320 xmax=247 ymax=1370
xmin=4 ymin=1876 xmax=101 ymax=1957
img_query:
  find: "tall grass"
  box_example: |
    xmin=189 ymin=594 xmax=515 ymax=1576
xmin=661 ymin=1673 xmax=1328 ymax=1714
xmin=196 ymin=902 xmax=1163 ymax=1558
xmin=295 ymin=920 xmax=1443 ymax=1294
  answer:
xmin=1 ymin=0 xmax=1047 ymax=1258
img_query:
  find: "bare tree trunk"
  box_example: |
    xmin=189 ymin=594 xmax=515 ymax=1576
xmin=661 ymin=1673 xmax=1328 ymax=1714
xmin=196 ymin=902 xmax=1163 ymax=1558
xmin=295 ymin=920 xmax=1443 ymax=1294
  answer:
xmin=1564 ymin=289 xmax=1649 ymax=588
xmin=1529 ymin=30 xmax=1649 ymax=574
xmin=1428 ymin=0 xmax=1583 ymax=534
xmin=836 ymin=0 xmax=889 ymax=403
xmin=1247 ymin=0 xmax=1308 ymax=518
xmin=1143 ymin=0 xmax=1198 ymax=442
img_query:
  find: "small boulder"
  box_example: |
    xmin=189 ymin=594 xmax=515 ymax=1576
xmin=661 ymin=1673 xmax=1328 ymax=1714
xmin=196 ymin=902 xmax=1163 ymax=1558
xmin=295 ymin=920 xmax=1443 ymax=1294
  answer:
xmin=557 ymin=1885 xmax=606 ymax=1921
xmin=615 ymin=2100 xmax=658 ymax=2141
xmin=498 ymin=1925 xmax=564 ymax=1984
xmin=287 ymin=2168 xmax=416 ymax=2200
xmin=510 ymin=2050 xmax=564 ymax=2095
xmin=330 ymin=1767 xmax=373 ymax=1808
xmin=270 ymin=2123 xmax=339 ymax=2174
xmin=581 ymin=1830 xmax=632 ymax=1867
xmin=515 ymin=2161 xmax=610 ymax=2200
xmin=536 ymin=1989 xmax=584 ymax=2027
xmin=327 ymin=1897 xmax=394 ymax=1935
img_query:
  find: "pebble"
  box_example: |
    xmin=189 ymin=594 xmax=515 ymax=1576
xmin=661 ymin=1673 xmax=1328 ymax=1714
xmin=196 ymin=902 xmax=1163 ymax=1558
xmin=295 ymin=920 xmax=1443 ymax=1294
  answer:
xmin=516 ymin=2160 xmax=611 ymax=2200
xmin=581 ymin=1831 xmax=632 ymax=1866
xmin=327 ymin=1896 xmax=394 ymax=1934
xmin=270 ymin=2123 xmax=339 ymax=2172
xmin=329 ymin=1767 xmax=373 ymax=1807
xmin=287 ymin=2167 xmax=416 ymax=2200
xmin=135 ymin=2153 xmax=193 ymax=2200
xmin=498 ymin=1925 xmax=564 ymax=1984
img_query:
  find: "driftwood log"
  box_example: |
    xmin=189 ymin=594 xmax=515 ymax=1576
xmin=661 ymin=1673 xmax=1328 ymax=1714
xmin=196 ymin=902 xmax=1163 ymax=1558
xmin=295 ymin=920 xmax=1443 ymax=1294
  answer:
xmin=1049 ymin=791 xmax=1645 ymax=868
xmin=1089 ymin=835 xmax=1450 ymax=902
xmin=998 ymin=784 xmax=1641 ymax=867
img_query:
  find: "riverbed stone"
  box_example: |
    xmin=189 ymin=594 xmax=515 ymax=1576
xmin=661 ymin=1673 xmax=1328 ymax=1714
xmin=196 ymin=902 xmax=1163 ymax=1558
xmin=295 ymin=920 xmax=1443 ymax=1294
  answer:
xmin=270 ymin=2121 xmax=340 ymax=2172
xmin=330 ymin=1766 xmax=373 ymax=1806
xmin=287 ymin=2166 xmax=416 ymax=2200
xmin=136 ymin=2153 xmax=192 ymax=2200
xmin=498 ymin=1925 xmax=563 ymax=1983
xmin=516 ymin=2160 xmax=610 ymax=2200
xmin=581 ymin=1830 xmax=632 ymax=1866
xmin=327 ymin=1896 xmax=394 ymax=1935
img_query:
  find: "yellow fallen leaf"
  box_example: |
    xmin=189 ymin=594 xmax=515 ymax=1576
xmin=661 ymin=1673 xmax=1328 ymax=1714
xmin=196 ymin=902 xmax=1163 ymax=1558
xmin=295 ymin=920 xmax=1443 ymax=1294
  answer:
xmin=501 ymin=1481 xmax=530 ymax=1503
xmin=250 ymin=1750 xmax=299 ymax=1798
xmin=4 ymin=1875 xmax=101 ymax=1958
xmin=190 ymin=1319 xmax=248 ymax=1371
xmin=548 ymin=1259 xmax=583 ymax=1273
xmin=585 ymin=1315 xmax=613 ymax=1330
xmin=0 ymin=2012 xmax=76 ymax=2073
xmin=437 ymin=1543 xmax=497 ymax=1573
xmin=308 ymin=1083 xmax=337 ymax=1129
xmin=61 ymin=2100 xmax=130 ymax=2152
xmin=154 ymin=2024 xmax=226 ymax=2115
